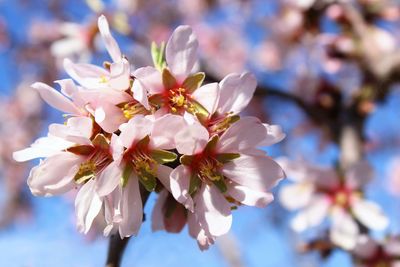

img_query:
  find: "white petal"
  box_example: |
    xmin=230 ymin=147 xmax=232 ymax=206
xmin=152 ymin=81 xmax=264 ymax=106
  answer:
xmin=191 ymin=83 xmax=219 ymax=115
xmin=166 ymin=25 xmax=198 ymax=80
xmin=96 ymin=161 xmax=123 ymax=197
xmin=330 ymin=207 xmax=359 ymax=250
xmin=175 ymin=121 xmax=209 ymax=155
xmin=170 ymin=165 xmax=194 ymax=212
xmin=279 ymin=183 xmax=314 ymax=210
xmin=290 ymin=195 xmax=330 ymax=232
xmin=98 ymin=15 xmax=122 ymax=62
xmin=31 ymin=82 xmax=79 ymax=114
xmin=352 ymin=199 xmax=389 ymax=230
xmin=28 ymin=152 xmax=83 ymax=196
xmin=118 ymin=174 xmax=143 ymax=237
xmin=75 ymin=179 xmax=103 ymax=234
xmin=217 ymin=72 xmax=257 ymax=115
xmin=227 ymin=182 xmax=274 ymax=207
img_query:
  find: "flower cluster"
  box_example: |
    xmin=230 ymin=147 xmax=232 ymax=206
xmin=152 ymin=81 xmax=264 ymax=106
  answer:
xmin=14 ymin=15 xmax=285 ymax=249
xmin=279 ymin=158 xmax=388 ymax=250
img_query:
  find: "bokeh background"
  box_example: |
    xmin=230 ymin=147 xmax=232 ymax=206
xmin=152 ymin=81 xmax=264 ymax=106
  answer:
xmin=0 ymin=0 xmax=399 ymax=266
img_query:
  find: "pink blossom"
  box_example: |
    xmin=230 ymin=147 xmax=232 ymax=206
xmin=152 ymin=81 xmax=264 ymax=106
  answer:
xmin=279 ymin=159 xmax=389 ymax=250
xmin=156 ymin=118 xmax=284 ymax=250
xmin=13 ymin=117 xmax=113 ymax=234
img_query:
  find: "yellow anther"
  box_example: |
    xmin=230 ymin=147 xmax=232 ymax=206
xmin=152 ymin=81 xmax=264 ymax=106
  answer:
xmin=77 ymin=161 xmax=96 ymax=175
xmin=335 ymin=192 xmax=348 ymax=206
xmin=171 ymin=107 xmax=177 ymax=113
xmin=99 ymin=75 xmax=108 ymax=83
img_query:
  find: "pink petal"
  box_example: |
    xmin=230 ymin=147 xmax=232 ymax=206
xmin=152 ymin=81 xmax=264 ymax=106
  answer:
xmin=217 ymin=116 xmax=267 ymax=153
xmin=133 ymin=66 xmax=163 ymax=94
xmin=353 ymin=235 xmax=379 ymax=259
xmin=131 ymin=80 xmax=150 ymax=110
xmin=110 ymin=134 xmax=124 ymax=163
xmin=330 ymin=207 xmax=359 ymax=249
xmin=222 ymin=154 xmax=284 ymax=191
xmin=108 ymin=59 xmax=131 ymax=90
xmin=63 ymin=58 xmax=108 ymax=88
xmin=28 ymin=152 xmax=83 ymax=196
xmin=195 ymin=184 xmax=232 ymax=237
xmin=345 ymin=161 xmax=373 ymax=190
xmin=13 ymin=135 xmax=73 ymax=162
xmin=31 ymin=82 xmax=80 ymax=114
xmin=55 ymin=79 xmax=87 ymax=109
xmin=151 ymin=189 xmax=169 ymax=231
xmin=227 ymin=182 xmax=274 ymax=207
xmin=175 ymin=121 xmax=209 ymax=155
xmin=150 ymin=114 xmax=185 ymax=150
xmin=96 ymin=161 xmax=123 ymax=197
xmin=290 ymin=195 xmax=330 ymax=232
xmin=217 ymin=72 xmax=257 ymax=115
xmin=279 ymin=183 xmax=314 ymax=210
xmin=166 ymin=25 xmax=199 ymax=81
xmin=118 ymin=174 xmax=143 ymax=237
xmin=119 ymin=115 xmax=153 ymax=148
xmin=75 ymin=179 xmax=103 ymax=234
xmin=156 ymin=164 xmax=174 ymax=192
xmin=191 ymin=83 xmax=219 ymax=115
xmin=98 ymin=15 xmax=122 ymax=62
xmin=49 ymin=117 xmax=93 ymax=144
xmin=170 ymin=165 xmax=194 ymax=212
xmin=257 ymin=124 xmax=286 ymax=146
xmin=351 ymin=199 xmax=388 ymax=230
xmin=94 ymin=103 xmax=127 ymax=133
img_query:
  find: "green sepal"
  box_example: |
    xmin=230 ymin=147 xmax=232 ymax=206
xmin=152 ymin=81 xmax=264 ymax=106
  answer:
xmin=204 ymin=135 xmax=219 ymax=153
xmin=190 ymin=99 xmax=209 ymax=117
xmin=180 ymin=155 xmax=195 ymax=166
xmin=151 ymin=41 xmax=166 ymax=71
xmin=74 ymin=170 xmax=94 ymax=184
xmin=195 ymin=112 xmax=208 ymax=126
xmin=136 ymin=135 xmax=150 ymax=149
xmin=229 ymin=115 xmax=240 ymax=124
xmin=121 ymin=163 xmax=133 ymax=187
xmin=162 ymin=68 xmax=177 ymax=90
xmin=216 ymin=153 xmax=240 ymax=164
xmin=92 ymin=134 xmax=109 ymax=149
xmin=189 ymin=173 xmax=201 ymax=195
xmin=182 ymin=72 xmax=205 ymax=93
xmin=138 ymin=169 xmax=157 ymax=191
xmin=151 ymin=149 xmax=177 ymax=164
xmin=213 ymin=178 xmax=227 ymax=193
xmin=67 ymin=145 xmax=94 ymax=156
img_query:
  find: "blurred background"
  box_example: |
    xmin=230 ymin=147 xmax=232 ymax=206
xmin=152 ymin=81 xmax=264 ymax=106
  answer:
xmin=0 ymin=0 xmax=399 ymax=266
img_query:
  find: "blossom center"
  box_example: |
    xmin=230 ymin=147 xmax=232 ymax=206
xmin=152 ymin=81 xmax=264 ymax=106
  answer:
xmin=99 ymin=75 xmax=109 ymax=83
xmin=198 ymin=158 xmax=223 ymax=182
xmin=74 ymin=147 xmax=112 ymax=184
xmin=168 ymin=87 xmax=194 ymax=114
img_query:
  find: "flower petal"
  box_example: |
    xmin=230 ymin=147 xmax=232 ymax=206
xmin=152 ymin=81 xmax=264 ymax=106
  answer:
xmin=191 ymin=83 xmax=219 ymax=115
xmin=217 ymin=72 xmax=257 ymax=115
xmin=150 ymin=114 xmax=185 ymax=150
xmin=96 ymin=161 xmax=123 ymax=197
xmin=175 ymin=121 xmax=209 ymax=155
xmin=119 ymin=115 xmax=152 ymax=148
xmin=133 ymin=66 xmax=163 ymax=94
xmin=345 ymin=161 xmax=373 ymax=190
xmin=166 ymin=25 xmax=198 ymax=80
xmin=31 ymin=82 xmax=80 ymax=114
xmin=352 ymin=199 xmax=388 ymax=230
xmin=170 ymin=165 xmax=194 ymax=212
xmin=257 ymin=124 xmax=286 ymax=146
xmin=118 ymin=174 xmax=143 ymax=237
xmin=330 ymin=207 xmax=359 ymax=250
xmin=75 ymin=179 xmax=103 ymax=234
xmin=279 ymin=183 xmax=314 ymax=210
xmin=98 ymin=15 xmax=122 ymax=62
xmin=290 ymin=195 xmax=330 ymax=232
xmin=222 ymin=154 xmax=284 ymax=191
xmin=227 ymin=182 xmax=274 ymax=207
xmin=195 ymin=184 xmax=232 ymax=237
xmin=151 ymin=189 xmax=169 ymax=231
xmin=28 ymin=152 xmax=83 ymax=196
